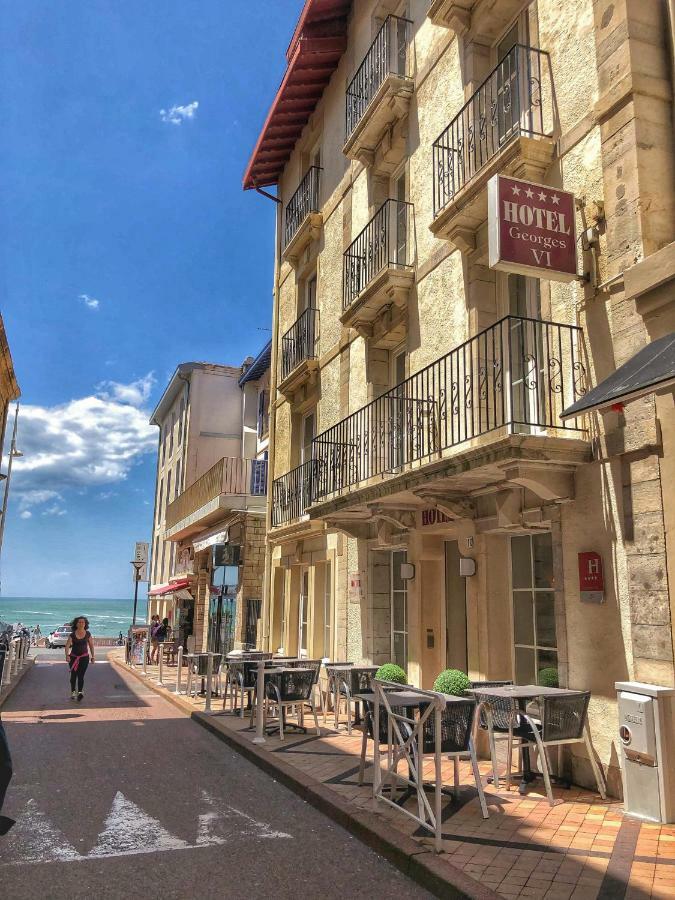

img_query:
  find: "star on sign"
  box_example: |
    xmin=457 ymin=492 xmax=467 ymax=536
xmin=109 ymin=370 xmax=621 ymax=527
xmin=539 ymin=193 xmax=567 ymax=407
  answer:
xmin=551 ymin=194 xmax=560 ymax=205
xmin=511 ymin=185 xmax=521 ymax=195
xmin=538 ymin=191 xmax=547 ymax=201
xmin=524 ymin=187 xmax=534 ymax=199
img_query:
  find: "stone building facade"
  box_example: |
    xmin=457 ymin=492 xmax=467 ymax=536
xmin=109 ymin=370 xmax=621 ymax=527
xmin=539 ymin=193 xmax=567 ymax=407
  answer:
xmin=245 ymin=0 xmax=675 ymax=795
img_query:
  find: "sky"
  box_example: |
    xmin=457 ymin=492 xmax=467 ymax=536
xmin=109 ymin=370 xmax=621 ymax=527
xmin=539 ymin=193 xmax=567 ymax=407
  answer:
xmin=0 ymin=0 xmax=303 ymax=599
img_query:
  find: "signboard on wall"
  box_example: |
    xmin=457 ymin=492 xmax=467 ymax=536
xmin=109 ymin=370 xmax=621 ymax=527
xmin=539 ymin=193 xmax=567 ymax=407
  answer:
xmin=578 ymin=551 xmax=604 ymax=604
xmin=488 ymin=174 xmax=578 ymax=282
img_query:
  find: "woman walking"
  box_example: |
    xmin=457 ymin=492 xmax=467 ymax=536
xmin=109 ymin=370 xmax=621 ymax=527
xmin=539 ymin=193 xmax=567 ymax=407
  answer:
xmin=65 ymin=617 xmax=95 ymax=702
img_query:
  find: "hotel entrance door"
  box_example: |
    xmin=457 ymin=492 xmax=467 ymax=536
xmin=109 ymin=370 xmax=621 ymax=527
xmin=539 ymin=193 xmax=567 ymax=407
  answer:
xmin=444 ymin=541 xmax=468 ymax=672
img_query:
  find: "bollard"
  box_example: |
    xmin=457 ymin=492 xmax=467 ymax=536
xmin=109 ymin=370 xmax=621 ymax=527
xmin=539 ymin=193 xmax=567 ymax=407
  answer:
xmin=5 ymin=642 xmax=15 ymax=685
xmin=253 ymin=659 xmax=266 ymax=744
xmin=142 ymin=640 xmax=148 ymax=675
xmin=176 ymin=647 xmax=183 ymax=694
xmin=1 ymin=644 xmax=12 ymax=687
xmin=12 ymin=641 xmax=20 ymax=676
xmin=204 ymin=654 xmax=213 ymax=713
xmin=158 ymin=647 xmax=164 ymax=685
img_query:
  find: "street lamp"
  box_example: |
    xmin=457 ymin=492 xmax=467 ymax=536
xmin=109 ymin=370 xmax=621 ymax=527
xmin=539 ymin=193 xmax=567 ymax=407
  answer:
xmin=0 ymin=405 xmax=22 ymax=585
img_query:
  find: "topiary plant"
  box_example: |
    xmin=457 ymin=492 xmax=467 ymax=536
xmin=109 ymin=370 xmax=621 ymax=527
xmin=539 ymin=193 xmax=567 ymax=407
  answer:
xmin=433 ymin=669 xmax=471 ymax=696
xmin=538 ymin=667 xmax=559 ymax=688
xmin=376 ymin=663 xmax=407 ymax=684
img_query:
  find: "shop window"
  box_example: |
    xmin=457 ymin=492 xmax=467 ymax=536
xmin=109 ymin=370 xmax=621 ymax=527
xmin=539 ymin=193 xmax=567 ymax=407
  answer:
xmin=511 ymin=533 xmax=557 ymax=685
xmin=391 ymin=549 xmax=408 ymax=669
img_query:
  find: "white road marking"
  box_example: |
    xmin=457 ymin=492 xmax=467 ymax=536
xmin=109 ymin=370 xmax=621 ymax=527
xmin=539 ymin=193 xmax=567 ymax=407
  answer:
xmin=0 ymin=791 xmax=292 ymax=866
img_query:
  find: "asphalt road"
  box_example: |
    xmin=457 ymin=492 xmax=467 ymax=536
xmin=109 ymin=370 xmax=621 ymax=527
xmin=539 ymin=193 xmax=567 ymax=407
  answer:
xmin=0 ymin=651 xmax=431 ymax=899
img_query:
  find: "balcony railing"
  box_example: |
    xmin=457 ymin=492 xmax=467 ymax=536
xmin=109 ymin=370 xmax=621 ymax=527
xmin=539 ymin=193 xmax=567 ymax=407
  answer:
xmin=271 ymin=460 xmax=316 ymax=527
xmin=343 ymin=199 xmax=414 ymax=311
xmin=311 ymin=316 xmax=586 ymax=502
xmin=284 ymin=166 xmax=321 ymax=250
xmin=281 ymin=307 xmax=320 ymax=382
xmin=433 ymin=44 xmax=552 ymax=216
xmin=165 ymin=457 xmax=268 ymax=530
xmin=345 ymin=15 xmax=412 ymax=140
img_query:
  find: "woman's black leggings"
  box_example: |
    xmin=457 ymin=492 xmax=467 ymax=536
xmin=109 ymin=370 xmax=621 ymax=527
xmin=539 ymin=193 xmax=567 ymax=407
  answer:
xmin=69 ymin=657 xmax=89 ymax=692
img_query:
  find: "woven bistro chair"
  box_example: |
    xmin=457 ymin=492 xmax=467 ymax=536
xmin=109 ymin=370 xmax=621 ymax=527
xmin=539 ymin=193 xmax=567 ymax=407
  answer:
xmin=336 ymin=665 xmax=379 ymax=735
xmin=225 ymin=656 xmax=272 ymax=717
xmin=468 ymin=681 xmax=514 ymax=788
xmin=321 ymin=662 xmax=353 ymax=724
xmin=264 ymin=667 xmax=321 ymax=741
xmin=510 ymin=690 xmax=606 ymax=805
xmin=186 ymin=653 xmax=222 ymax=699
xmin=415 ymin=698 xmax=489 ymax=818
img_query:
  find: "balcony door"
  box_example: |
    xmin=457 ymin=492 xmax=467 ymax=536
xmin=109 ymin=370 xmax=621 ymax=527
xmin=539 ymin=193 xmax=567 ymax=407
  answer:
xmin=300 ymin=411 xmax=315 ymax=511
xmin=393 ymin=169 xmax=408 ymax=267
xmin=387 ymin=347 xmax=406 ymax=472
xmin=508 ymin=274 xmax=545 ymax=432
xmin=494 ymin=15 xmax=533 ymax=144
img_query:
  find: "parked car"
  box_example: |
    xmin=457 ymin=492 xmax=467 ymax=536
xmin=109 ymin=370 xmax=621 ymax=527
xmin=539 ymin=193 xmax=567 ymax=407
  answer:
xmin=46 ymin=626 xmax=72 ymax=649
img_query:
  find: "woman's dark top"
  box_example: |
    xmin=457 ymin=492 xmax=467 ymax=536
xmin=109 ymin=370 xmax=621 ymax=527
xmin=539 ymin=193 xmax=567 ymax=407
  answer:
xmin=70 ymin=631 xmax=90 ymax=657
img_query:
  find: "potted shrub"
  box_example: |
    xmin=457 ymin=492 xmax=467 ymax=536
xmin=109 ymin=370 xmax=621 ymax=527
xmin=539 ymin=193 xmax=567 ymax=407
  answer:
xmin=433 ymin=669 xmax=471 ymax=696
xmin=538 ymin=667 xmax=559 ymax=688
xmin=375 ymin=663 xmax=407 ymax=684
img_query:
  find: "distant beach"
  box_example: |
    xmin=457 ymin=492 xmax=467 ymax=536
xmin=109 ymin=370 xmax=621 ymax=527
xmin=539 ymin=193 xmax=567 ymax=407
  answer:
xmin=0 ymin=596 xmax=146 ymax=636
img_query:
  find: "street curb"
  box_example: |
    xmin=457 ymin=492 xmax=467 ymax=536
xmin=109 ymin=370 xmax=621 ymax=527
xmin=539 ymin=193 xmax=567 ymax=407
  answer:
xmin=0 ymin=657 xmax=36 ymax=710
xmin=111 ymin=654 xmax=498 ymax=900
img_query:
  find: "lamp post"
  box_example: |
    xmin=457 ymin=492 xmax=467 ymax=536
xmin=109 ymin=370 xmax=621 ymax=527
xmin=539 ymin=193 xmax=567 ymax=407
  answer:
xmin=130 ymin=561 xmax=145 ymax=626
xmin=0 ymin=404 xmax=22 ymax=587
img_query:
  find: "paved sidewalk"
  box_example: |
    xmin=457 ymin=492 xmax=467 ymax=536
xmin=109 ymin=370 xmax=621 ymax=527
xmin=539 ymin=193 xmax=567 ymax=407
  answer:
xmin=115 ymin=652 xmax=675 ymax=900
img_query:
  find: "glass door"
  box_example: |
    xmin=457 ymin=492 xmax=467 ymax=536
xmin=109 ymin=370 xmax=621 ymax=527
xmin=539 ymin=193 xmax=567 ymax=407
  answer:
xmin=508 ymin=274 xmax=545 ymax=431
xmin=391 ymin=549 xmax=408 ymax=669
xmin=388 ymin=347 xmax=406 ymax=472
xmin=298 ymin=568 xmax=310 ymax=657
xmin=444 ymin=541 xmax=468 ymax=672
xmin=511 ymin=533 xmax=558 ymax=685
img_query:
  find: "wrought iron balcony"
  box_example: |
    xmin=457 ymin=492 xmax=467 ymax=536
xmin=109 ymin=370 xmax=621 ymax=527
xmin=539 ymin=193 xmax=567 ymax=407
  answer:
xmin=283 ymin=166 xmax=322 ymax=259
xmin=311 ymin=316 xmax=587 ymax=502
xmin=344 ymin=15 xmax=413 ymax=165
xmin=342 ymin=199 xmax=414 ymax=325
xmin=165 ymin=456 xmax=268 ymax=537
xmin=280 ymin=307 xmax=320 ymax=385
xmin=432 ymin=44 xmax=553 ymax=218
xmin=272 ymin=460 xmax=317 ymax=527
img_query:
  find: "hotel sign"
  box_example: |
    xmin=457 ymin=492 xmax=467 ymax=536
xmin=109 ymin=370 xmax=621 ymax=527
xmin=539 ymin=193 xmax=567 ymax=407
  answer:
xmin=488 ymin=174 xmax=578 ymax=282
xmin=578 ymin=551 xmax=604 ymax=604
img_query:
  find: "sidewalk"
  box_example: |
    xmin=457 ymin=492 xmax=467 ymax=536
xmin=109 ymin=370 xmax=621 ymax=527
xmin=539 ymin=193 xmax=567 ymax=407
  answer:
xmin=111 ymin=651 xmax=675 ymax=900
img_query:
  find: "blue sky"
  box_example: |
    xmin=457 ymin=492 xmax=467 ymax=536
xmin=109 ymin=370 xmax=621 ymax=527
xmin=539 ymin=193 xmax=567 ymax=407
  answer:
xmin=0 ymin=0 xmax=302 ymax=598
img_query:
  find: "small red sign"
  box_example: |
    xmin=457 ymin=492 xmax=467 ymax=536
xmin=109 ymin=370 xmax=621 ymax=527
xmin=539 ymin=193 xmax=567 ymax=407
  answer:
xmin=578 ymin=552 xmax=604 ymax=592
xmin=488 ymin=174 xmax=578 ymax=282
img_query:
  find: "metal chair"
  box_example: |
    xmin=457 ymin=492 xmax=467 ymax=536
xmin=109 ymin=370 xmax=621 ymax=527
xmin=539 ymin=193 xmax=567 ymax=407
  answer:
xmin=358 ymin=694 xmax=413 ymax=785
xmin=321 ymin=662 xmax=353 ymax=724
xmin=186 ymin=653 xmax=222 ymax=699
xmin=264 ymin=668 xmax=321 ymax=741
xmin=225 ymin=658 xmax=271 ymax=717
xmin=336 ymin=666 xmax=379 ymax=734
xmin=468 ymin=680 xmax=514 ymax=788
xmin=510 ymin=691 xmax=606 ymax=805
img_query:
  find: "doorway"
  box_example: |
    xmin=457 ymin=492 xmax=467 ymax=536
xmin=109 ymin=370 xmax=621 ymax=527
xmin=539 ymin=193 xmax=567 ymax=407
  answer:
xmin=444 ymin=541 xmax=468 ymax=672
xmin=298 ymin=568 xmax=310 ymax=657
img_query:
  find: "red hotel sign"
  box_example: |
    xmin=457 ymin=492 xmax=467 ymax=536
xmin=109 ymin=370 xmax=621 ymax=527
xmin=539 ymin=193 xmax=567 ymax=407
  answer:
xmin=578 ymin=551 xmax=605 ymax=604
xmin=488 ymin=174 xmax=578 ymax=282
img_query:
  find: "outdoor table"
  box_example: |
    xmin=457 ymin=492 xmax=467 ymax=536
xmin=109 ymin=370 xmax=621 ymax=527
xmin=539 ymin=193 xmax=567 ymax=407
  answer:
xmin=324 ymin=664 xmax=354 ymax=728
xmin=340 ymin=666 xmax=379 ymax=726
xmin=471 ymin=684 xmax=584 ymax=795
xmin=262 ymin=666 xmax=313 ymax=736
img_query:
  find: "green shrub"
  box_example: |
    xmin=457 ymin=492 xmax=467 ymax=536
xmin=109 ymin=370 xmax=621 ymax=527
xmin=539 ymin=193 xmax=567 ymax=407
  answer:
xmin=375 ymin=663 xmax=407 ymax=685
xmin=433 ymin=669 xmax=471 ymax=696
xmin=538 ymin=667 xmax=559 ymax=688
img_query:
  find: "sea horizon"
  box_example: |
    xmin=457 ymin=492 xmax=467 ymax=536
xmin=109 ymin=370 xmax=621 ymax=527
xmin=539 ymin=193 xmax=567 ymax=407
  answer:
xmin=0 ymin=596 xmax=147 ymax=636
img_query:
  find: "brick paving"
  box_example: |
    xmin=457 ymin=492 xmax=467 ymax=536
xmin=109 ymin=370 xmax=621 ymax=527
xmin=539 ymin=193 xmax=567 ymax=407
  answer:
xmin=117 ymin=654 xmax=675 ymax=900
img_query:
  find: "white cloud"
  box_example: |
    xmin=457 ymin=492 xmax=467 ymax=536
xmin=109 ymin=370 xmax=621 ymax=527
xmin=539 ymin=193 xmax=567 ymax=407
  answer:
xmin=19 ymin=510 xmax=31 ymax=520
xmin=97 ymin=490 xmax=118 ymax=501
xmin=159 ymin=101 xmax=199 ymax=125
xmin=41 ymin=505 xmax=66 ymax=517
xmin=96 ymin=373 xmax=155 ymax=407
xmin=78 ymin=294 xmax=100 ymax=310
xmin=9 ymin=376 xmax=157 ymax=510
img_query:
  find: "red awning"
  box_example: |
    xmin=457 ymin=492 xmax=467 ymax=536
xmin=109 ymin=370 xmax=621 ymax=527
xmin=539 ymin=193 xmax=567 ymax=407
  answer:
xmin=148 ymin=579 xmax=190 ymax=598
xmin=242 ymin=0 xmax=351 ymax=190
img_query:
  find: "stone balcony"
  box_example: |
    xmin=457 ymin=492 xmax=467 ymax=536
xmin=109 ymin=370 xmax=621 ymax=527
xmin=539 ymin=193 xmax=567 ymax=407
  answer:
xmin=281 ymin=166 xmax=322 ymax=267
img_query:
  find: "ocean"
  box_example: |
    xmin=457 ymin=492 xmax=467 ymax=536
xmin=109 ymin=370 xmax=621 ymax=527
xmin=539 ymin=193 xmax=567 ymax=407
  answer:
xmin=0 ymin=597 xmax=147 ymax=637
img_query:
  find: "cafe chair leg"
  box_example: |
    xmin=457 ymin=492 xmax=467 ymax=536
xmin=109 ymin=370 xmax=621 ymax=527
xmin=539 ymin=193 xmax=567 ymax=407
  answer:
xmin=488 ymin=730 xmax=500 ymax=789
xmin=358 ymin=729 xmax=368 ymax=785
xmin=526 ymin=717 xmax=554 ymax=805
xmin=505 ymin=728 xmax=514 ymax=791
xmin=310 ymin=699 xmax=320 ymax=735
xmin=469 ymin=741 xmax=489 ymax=819
xmin=346 ymin=691 xmax=352 ymax=736
xmin=453 ymin=757 xmax=460 ymax=800
xmin=334 ymin=688 xmax=340 ymax=731
xmin=584 ymin=726 xmax=607 ymax=800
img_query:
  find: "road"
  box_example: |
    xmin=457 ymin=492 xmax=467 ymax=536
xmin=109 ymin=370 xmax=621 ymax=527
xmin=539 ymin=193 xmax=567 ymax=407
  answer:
xmin=0 ymin=651 xmax=431 ymax=899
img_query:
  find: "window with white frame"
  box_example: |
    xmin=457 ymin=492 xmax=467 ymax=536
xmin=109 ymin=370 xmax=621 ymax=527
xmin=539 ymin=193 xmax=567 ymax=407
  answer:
xmin=511 ymin=533 xmax=558 ymax=685
xmin=323 ymin=561 xmax=332 ymax=658
xmin=391 ymin=549 xmax=408 ymax=669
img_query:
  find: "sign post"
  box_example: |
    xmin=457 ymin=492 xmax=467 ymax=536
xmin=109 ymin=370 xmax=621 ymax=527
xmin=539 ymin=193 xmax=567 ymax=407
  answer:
xmin=131 ymin=541 xmax=149 ymax=627
xmin=488 ymin=174 xmax=578 ymax=282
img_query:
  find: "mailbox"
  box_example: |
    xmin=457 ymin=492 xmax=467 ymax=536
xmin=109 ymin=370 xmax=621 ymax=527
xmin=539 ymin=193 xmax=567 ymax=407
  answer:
xmin=616 ymin=682 xmax=675 ymax=824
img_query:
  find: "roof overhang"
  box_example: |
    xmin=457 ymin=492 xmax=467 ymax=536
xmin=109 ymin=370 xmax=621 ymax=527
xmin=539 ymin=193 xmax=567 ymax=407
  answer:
xmin=561 ymin=332 xmax=675 ymax=420
xmin=243 ymin=0 xmax=351 ymax=190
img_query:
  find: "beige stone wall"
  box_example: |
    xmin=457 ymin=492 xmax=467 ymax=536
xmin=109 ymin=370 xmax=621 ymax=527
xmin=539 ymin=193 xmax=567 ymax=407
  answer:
xmin=265 ymin=0 xmax=675 ymax=793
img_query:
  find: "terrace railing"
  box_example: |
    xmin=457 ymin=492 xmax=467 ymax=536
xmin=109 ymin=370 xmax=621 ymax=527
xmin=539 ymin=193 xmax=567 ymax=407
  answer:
xmin=284 ymin=166 xmax=322 ymax=249
xmin=343 ymin=199 xmax=414 ymax=311
xmin=311 ymin=316 xmax=587 ymax=502
xmin=272 ymin=460 xmax=317 ymax=527
xmin=345 ymin=15 xmax=412 ymax=140
xmin=281 ymin=307 xmax=320 ymax=382
xmin=433 ymin=44 xmax=552 ymax=216
xmin=166 ymin=457 xmax=268 ymax=529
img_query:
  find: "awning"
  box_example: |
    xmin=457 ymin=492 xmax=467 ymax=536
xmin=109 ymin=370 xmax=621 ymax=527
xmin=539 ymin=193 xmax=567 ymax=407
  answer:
xmin=148 ymin=579 xmax=191 ymax=598
xmin=193 ymin=529 xmax=229 ymax=554
xmin=561 ymin=332 xmax=675 ymax=420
